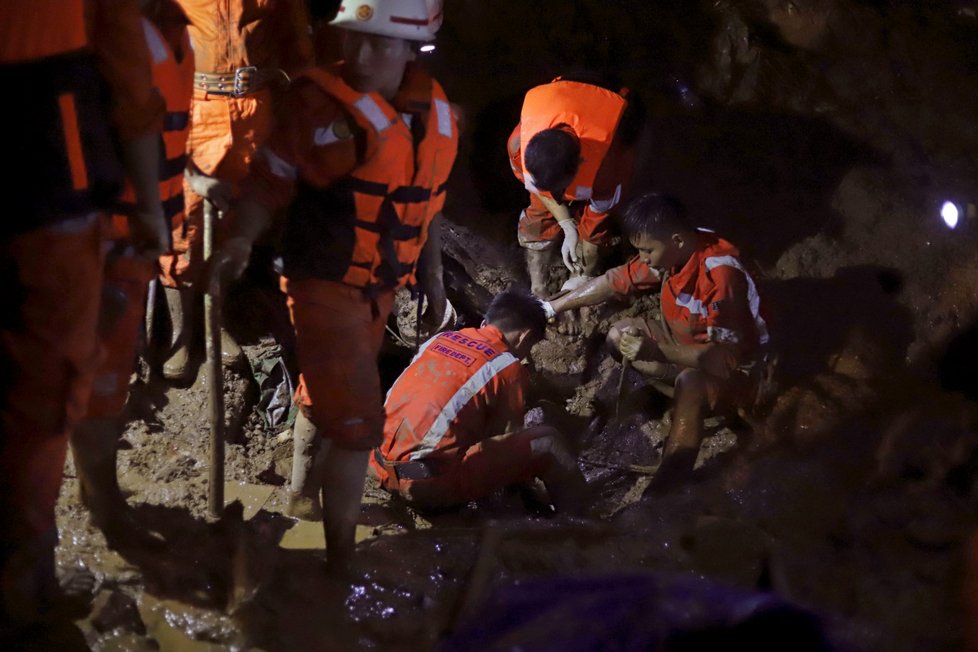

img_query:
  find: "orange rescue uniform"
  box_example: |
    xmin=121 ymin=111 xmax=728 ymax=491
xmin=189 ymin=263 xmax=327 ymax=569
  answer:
xmin=508 ymin=79 xmax=634 ymax=248
xmin=91 ymin=12 xmax=195 ymax=419
xmin=0 ymin=0 xmax=163 ymax=555
xmin=606 ymin=230 xmax=769 ymax=407
xmin=371 ymin=325 xmax=552 ymax=507
xmin=244 ymin=62 xmax=458 ymax=449
xmin=167 ymin=0 xmax=313 ymax=287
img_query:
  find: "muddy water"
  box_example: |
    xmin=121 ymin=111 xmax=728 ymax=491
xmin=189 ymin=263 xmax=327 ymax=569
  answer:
xmin=52 ymin=306 xmax=976 ymax=652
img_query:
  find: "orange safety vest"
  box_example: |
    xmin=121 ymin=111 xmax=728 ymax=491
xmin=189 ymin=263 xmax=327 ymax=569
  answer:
xmin=0 ymin=0 xmax=125 ymax=237
xmin=113 ymin=18 xmax=194 ymax=237
xmin=519 ymin=79 xmax=626 ymax=202
xmin=283 ymin=65 xmax=458 ymax=293
xmin=375 ymin=325 xmax=526 ymax=468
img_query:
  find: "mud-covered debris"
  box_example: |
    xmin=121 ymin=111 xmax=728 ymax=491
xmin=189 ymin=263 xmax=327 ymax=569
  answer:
xmin=90 ymin=588 xmax=146 ymax=635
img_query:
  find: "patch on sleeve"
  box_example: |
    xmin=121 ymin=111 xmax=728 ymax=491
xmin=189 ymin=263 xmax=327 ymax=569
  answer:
xmin=313 ymin=118 xmax=354 ymax=146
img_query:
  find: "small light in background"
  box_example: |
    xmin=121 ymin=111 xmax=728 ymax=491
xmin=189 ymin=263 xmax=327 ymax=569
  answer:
xmin=420 ymin=43 xmax=436 ymax=53
xmin=942 ymin=200 xmax=961 ymax=229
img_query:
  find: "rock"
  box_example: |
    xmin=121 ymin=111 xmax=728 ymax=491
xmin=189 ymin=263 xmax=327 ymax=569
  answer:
xmin=90 ymin=589 xmax=146 ymax=635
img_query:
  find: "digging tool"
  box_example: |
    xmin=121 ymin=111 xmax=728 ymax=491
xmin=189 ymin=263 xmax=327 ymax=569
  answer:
xmin=144 ymin=276 xmax=158 ymax=355
xmin=414 ymin=286 xmax=424 ymax=352
xmin=614 ymin=357 xmax=630 ymax=421
xmin=204 ymin=198 xmax=225 ymax=519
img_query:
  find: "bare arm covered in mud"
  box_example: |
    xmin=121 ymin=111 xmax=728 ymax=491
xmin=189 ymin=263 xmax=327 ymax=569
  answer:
xmin=416 ymin=212 xmax=449 ymax=328
xmin=548 ymin=275 xmax=617 ymax=313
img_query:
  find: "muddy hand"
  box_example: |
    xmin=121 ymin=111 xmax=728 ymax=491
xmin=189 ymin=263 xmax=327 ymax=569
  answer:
xmin=186 ymin=164 xmax=232 ymax=214
xmin=618 ymin=325 xmax=645 ymax=361
xmin=129 ymin=204 xmax=170 ymax=261
xmin=208 ymin=235 xmax=252 ymax=295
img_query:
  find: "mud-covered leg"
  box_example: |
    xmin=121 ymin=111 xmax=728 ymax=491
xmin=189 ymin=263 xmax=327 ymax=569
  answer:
xmin=287 ymin=409 xmax=326 ymax=521
xmin=320 ymin=447 xmax=370 ymax=579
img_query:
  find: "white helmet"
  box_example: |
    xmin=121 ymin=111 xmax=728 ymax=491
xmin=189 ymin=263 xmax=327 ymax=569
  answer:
xmin=330 ymin=0 xmax=443 ymax=41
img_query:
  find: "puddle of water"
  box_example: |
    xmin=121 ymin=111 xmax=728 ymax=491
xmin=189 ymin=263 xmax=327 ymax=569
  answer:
xmin=278 ymin=520 xmax=377 ymax=550
xmin=223 ymin=482 xmax=275 ymax=520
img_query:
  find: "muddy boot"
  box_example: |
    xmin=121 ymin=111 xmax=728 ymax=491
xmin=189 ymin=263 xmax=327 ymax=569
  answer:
xmin=525 ymin=246 xmax=556 ymax=297
xmin=287 ymin=411 xmax=326 ymax=521
xmin=71 ymin=419 xmax=128 ymax=533
xmin=161 ymin=286 xmax=195 ymax=383
xmin=320 ymin=447 xmax=370 ymax=580
xmin=220 ymin=327 xmax=245 ymax=369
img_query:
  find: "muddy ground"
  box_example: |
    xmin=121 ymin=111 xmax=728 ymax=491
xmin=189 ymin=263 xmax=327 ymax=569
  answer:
xmin=53 ymin=1 xmax=978 ymax=650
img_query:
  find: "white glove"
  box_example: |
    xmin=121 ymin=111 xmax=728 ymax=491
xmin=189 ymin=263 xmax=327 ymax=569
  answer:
xmin=540 ymin=300 xmax=556 ymax=320
xmin=558 ymin=219 xmax=582 ymax=274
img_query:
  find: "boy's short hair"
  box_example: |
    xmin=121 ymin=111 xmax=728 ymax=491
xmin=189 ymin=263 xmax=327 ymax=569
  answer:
xmin=524 ymin=128 xmax=581 ymax=193
xmin=485 ymin=288 xmax=548 ymax=342
xmin=622 ymin=192 xmax=692 ymax=241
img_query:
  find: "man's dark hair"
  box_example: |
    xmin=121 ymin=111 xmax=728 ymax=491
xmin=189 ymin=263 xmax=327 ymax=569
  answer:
xmin=622 ymin=192 xmax=692 ymax=241
xmin=485 ymin=288 xmax=548 ymax=342
xmin=524 ymin=128 xmax=581 ymax=193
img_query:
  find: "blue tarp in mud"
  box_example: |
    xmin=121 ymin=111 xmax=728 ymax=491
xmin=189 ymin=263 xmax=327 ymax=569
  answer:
xmin=440 ymin=573 xmax=838 ymax=652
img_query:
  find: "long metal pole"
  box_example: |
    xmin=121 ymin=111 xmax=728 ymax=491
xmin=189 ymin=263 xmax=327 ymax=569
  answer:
xmin=204 ymin=199 xmax=225 ymax=519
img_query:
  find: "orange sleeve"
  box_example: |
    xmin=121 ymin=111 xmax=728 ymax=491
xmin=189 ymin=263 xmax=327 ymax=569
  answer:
xmin=243 ymin=78 xmax=360 ymax=210
xmin=91 ymin=0 xmax=165 ymax=139
xmin=703 ymin=264 xmax=755 ymax=357
xmin=604 ymin=255 xmax=661 ymax=298
xmin=508 ymin=123 xmax=524 ymax=182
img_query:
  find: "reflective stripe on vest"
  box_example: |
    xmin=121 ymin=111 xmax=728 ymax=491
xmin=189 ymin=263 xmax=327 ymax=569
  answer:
xmin=407 ymin=350 xmax=520 ymax=460
xmin=298 ymin=67 xmax=457 ymax=292
xmin=113 ymin=21 xmax=193 ymax=236
xmin=388 ymin=71 xmax=458 ymax=288
xmin=519 ymin=79 xmax=626 ymax=202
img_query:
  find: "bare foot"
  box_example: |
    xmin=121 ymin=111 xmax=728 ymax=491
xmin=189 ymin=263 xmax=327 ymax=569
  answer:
xmin=557 ymin=310 xmax=582 ymax=335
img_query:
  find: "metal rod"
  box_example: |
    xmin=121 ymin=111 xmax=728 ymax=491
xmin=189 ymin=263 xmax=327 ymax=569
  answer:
xmin=204 ymin=199 xmax=224 ymax=519
xmin=615 ymin=357 xmax=630 ymax=420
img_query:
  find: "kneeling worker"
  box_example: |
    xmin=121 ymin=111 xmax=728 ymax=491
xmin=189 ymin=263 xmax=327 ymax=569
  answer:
xmin=371 ymin=289 xmax=586 ymax=511
xmin=541 ymin=193 xmax=769 ymax=488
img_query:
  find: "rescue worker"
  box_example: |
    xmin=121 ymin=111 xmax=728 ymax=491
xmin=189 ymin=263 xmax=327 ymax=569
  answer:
xmin=508 ymin=73 xmax=640 ymax=297
xmin=159 ymin=0 xmax=314 ymax=383
xmin=71 ymin=0 xmax=195 ymax=541
xmin=542 ymin=193 xmax=769 ymax=489
xmin=371 ymin=289 xmax=587 ymax=511
xmin=209 ymin=0 xmax=457 ymax=576
xmin=0 ymin=0 xmax=166 ymax=630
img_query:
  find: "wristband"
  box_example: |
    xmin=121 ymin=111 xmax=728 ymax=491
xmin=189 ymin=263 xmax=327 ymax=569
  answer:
xmin=540 ymin=300 xmax=556 ymax=320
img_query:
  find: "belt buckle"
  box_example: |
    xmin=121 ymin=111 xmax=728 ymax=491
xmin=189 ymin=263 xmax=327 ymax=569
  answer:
xmin=233 ymin=66 xmax=257 ymax=97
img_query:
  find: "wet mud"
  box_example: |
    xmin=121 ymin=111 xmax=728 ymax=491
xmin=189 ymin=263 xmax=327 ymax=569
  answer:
xmin=52 ymin=1 xmax=978 ymax=650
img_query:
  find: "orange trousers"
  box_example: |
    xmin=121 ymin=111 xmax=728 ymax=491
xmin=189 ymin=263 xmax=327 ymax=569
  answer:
xmin=0 ymin=217 xmax=103 ymax=547
xmin=284 ymin=277 xmax=394 ymax=450
xmin=374 ymin=428 xmax=553 ymax=510
xmin=86 ymin=251 xmax=156 ymax=419
xmin=164 ymin=88 xmax=274 ymax=288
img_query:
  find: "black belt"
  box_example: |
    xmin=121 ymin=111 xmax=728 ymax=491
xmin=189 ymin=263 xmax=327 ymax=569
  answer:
xmin=373 ymin=449 xmax=435 ymax=481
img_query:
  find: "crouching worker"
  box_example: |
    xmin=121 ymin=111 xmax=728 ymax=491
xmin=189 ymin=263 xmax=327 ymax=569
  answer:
xmin=541 ymin=193 xmax=769 ymax=489
xmin=370 ymin=289 xmax=587 ymax=512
